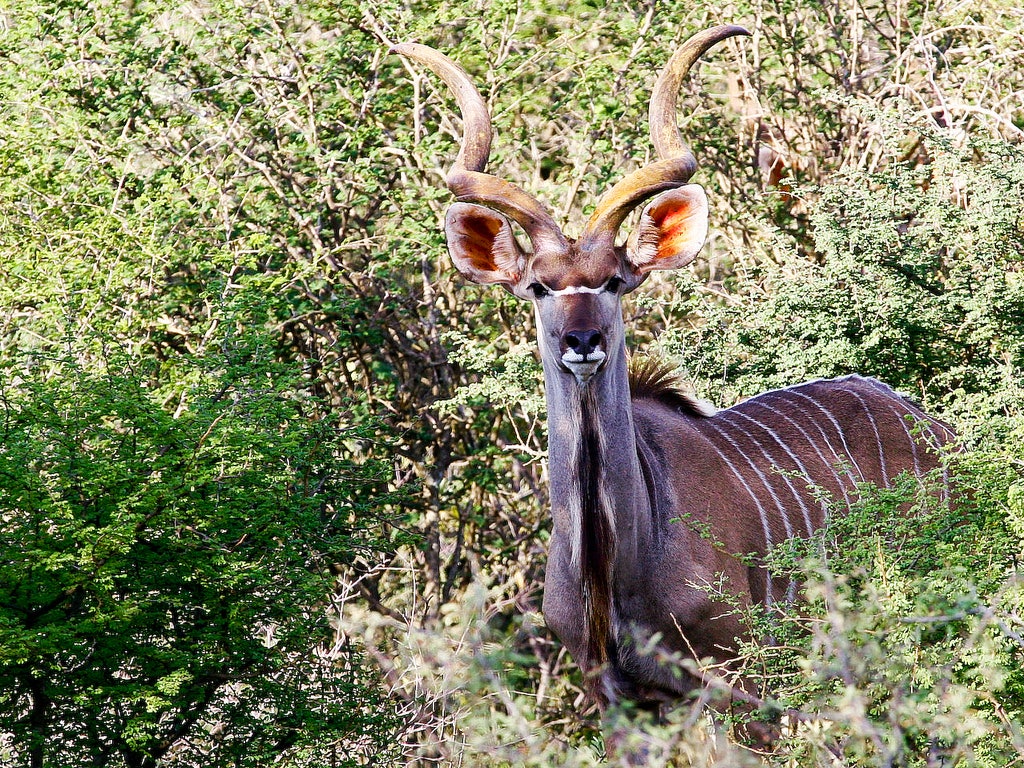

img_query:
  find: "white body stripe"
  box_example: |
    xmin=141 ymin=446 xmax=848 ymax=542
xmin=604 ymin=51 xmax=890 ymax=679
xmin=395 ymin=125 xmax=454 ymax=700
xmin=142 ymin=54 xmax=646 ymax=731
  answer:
xmin=705 ymin=419 xmax=805 ymax=606
xmin=701 ymin=423 xmax=774 ymax=552
xmin=859 ymin=378 xmax=952 ymax=496
xmin=715 ymin=413 xmax=807 ymax=604
xmin=782 ymin=389 xmax=868 ymax=480
xmin=752 ymin=396 xmax=855 ymax=508
xmin=716 ymin=413 xmax=797 ymax=539
xmin=846 ymin=389 xmax=889 ymax=484
xmin=728 ymin=410 xmax=821 ymax=536
xmin=885 ymin=405 xmax=921 ymax=475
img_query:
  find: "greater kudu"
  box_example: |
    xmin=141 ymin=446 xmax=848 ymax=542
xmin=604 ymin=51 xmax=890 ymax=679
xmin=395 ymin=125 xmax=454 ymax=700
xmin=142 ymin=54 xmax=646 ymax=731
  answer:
xmin=394 ymin=25 xmax=953 ymax=748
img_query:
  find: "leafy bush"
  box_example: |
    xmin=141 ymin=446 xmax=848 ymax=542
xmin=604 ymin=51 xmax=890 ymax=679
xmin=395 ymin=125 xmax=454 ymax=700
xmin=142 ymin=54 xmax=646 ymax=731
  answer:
xmin=664 ymin=111 xmax=1024 ymax=411
xmin=0 ymin=0 xmax=1022 ymax=764
xmin=0 ymin=328 xmax=402 ymax=767
xmin=745 ymin=453 xmax=1024 ymax=766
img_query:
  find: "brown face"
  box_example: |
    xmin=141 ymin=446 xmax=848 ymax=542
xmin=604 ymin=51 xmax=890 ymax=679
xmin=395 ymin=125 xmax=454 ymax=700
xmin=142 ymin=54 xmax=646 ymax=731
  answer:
xmin=519 ymin=257 xmax=628 ymax=384
xmin=443 ymin=184 xmax=711 ymax=385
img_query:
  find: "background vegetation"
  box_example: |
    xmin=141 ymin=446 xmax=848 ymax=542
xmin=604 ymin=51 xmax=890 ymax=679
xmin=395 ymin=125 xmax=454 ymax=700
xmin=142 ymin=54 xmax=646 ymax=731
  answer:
xmin=0 ymin=0 xmax=1021 ymax=765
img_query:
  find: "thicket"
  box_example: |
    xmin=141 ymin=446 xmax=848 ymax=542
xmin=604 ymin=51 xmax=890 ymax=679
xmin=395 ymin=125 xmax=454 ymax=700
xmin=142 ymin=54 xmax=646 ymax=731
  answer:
xmin=0 ymin=0 xmax=1021 ymax=766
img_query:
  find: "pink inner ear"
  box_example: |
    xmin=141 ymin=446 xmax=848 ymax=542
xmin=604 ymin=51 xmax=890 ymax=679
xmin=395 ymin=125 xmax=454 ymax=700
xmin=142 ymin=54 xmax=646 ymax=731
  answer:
xmin=652 ymin=198 xmax=696 ymax=262
xmin=458 ymin=213 xmax=504 ymax=273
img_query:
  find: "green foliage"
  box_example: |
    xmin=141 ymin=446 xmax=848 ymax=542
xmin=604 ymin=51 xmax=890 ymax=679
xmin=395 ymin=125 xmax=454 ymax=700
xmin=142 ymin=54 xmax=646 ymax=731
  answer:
xmin=0 ymin=329 xmax=401 ymax=766
xmin=663 ymin=111 xmax=1024 ymax=412
xmin=438 ymin=331 xmax=545 ymax=418
xmin=738 ymin=449 xmax=1024 ymax=767
xmin=1 ymin=0 xmax=412 ymax=762
xmin=0 ymin=0 xmax=1022 ymax=764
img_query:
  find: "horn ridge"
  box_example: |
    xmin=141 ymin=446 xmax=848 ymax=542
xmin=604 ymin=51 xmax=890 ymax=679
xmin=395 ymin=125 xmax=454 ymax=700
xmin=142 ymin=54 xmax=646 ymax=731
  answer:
xmin=649 ymin=25 xmax=751 ymax=160
xmin=391 ymin=43 xmax=493 ymax=173
xmin=392 ymin=43 xmax=569 ymax=253
xmin=580 ymin=25 xmax=750 ymax=250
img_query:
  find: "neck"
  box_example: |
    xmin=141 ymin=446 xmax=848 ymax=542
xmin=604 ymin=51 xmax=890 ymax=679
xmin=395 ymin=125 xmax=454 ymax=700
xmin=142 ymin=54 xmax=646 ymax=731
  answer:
xmin=542 ymin=341 xmax=651 ymax=681
xmin=544 ymin=349 xmax=646 ymax=538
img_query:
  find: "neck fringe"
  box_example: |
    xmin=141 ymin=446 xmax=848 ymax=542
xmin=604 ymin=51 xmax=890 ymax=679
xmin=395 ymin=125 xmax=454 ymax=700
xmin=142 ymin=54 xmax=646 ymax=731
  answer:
xmin=577 ymin=388 xmax=614 ymax=703
xmin=574 ymin=356 xmax=713 ymax=704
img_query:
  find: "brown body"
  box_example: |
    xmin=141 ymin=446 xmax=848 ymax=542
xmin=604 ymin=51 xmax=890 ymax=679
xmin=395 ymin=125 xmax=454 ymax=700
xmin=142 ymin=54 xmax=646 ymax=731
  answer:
xmin=542 ymin=371 xmax=950 ymax=708
xmin=394 ymin=27 xmax=953 ymax=744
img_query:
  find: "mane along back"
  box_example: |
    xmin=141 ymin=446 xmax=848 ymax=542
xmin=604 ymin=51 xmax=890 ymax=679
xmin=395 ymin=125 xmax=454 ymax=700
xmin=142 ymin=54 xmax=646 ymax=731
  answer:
xmin=628 ymin=355 xmax=717 ymax=417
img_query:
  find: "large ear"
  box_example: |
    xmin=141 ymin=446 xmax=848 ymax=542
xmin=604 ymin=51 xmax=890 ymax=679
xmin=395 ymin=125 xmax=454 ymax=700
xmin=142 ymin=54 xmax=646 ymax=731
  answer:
xmin=444 ymin=202 xmax=528 ymax=286
xmin=626 ymin=185 xmax=709 ymax=274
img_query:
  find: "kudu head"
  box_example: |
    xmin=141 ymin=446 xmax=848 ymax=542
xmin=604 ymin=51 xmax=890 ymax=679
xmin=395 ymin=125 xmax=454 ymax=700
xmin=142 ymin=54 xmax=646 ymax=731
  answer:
xmin=394 ymin=26 xmax=748 ymax=385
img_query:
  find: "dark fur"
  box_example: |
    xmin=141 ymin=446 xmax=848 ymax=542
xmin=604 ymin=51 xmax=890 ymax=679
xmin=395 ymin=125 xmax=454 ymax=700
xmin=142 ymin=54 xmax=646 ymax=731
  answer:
xmin=578 ymin=387 xmax=614 ymax=701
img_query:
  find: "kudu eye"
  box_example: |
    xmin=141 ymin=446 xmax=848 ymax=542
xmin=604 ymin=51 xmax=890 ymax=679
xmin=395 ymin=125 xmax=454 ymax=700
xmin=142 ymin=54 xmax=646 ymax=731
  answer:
xmin=529 ymin=282 xmax=550 ymax=299
xmin=604 ymin=276 xmax=624 ymax=294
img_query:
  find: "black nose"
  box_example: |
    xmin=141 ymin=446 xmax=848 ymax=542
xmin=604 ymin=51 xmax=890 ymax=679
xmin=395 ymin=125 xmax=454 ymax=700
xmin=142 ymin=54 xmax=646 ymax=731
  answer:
xmin=564 ymin=329 xmax=603 ymax=356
